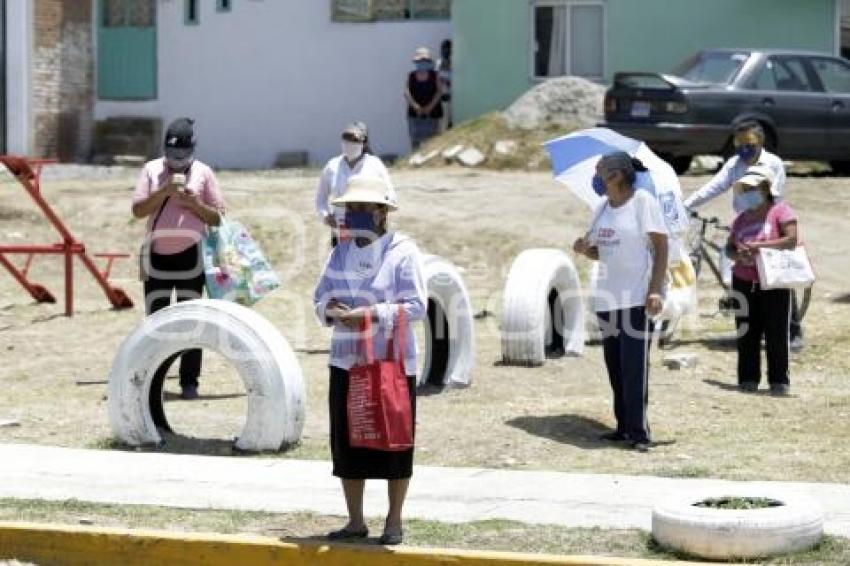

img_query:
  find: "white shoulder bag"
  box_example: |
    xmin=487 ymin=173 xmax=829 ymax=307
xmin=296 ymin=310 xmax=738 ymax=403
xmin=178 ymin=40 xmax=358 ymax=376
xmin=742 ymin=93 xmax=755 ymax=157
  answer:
xmin=756 ymin=246 xmax=815 ymax=290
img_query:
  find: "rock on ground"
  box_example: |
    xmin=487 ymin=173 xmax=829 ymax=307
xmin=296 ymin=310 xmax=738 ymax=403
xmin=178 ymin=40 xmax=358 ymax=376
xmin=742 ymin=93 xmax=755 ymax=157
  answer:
xmin=503 ymin=76 xmax=605 ymax=130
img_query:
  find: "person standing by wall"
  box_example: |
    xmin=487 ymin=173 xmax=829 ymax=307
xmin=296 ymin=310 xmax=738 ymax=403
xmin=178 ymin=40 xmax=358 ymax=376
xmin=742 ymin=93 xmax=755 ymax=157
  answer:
xmin=573 ymin=152 xmax=668 ymax=452
xmin=313 ymin=176 xmax=426 ymax=546
xmin=315 ymin=122 xmax=395 ymax=246
xmin=404 ymin=47 xmax=443 ymax=151
xmin=132 ymin=117 xmax=224 ymax=401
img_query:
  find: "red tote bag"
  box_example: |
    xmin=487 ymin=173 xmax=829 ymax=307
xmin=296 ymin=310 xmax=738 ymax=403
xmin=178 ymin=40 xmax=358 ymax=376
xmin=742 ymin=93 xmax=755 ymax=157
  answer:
xmin=347 ymin=309 xmax=414 ymax=451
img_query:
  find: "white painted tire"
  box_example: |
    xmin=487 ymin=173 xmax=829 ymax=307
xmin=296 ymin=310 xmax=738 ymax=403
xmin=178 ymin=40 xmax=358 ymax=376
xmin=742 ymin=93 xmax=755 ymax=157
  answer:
xmin=420 ymin=254 xmax=475 ymax=388
xmin=652 ymin=490 xmax=824 ymax=560
xmin=501 ymin=249 xmax=585 ymax=365
xmin=108 ymin=299 xmax=305 ymax=451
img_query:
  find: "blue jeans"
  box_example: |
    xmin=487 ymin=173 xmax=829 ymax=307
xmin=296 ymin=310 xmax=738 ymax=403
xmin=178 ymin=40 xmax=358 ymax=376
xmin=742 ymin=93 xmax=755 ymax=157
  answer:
xmin=408 ymin=117 xmax=438 ymax=150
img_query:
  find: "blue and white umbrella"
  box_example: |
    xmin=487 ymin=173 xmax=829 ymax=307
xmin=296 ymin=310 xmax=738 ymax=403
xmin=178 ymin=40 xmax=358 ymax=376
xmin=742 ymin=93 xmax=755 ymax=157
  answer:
xmin=544 ymin=127 xmax=689 ymax=236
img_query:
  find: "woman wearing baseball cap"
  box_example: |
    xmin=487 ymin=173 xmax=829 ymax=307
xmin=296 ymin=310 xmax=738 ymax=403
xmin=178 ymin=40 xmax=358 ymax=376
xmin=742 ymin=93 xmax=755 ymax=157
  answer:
xmin=131 ymin=117 xmax=225 ymax=403
xmin=313 ymin=175 xmax=426 ymax=546
xmin=315 ymin=122 xmax=395 ymax=246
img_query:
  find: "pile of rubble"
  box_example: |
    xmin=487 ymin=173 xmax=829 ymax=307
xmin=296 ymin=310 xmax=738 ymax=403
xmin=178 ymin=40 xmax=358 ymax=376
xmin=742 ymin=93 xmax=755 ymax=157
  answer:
xmin=408 ymin=76 xmax=605 ymax=169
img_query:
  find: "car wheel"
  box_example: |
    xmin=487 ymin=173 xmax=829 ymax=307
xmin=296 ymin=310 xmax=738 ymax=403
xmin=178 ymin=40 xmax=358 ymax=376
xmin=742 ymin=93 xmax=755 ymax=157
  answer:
xmin=673 ymin=155 xmax=693 ymax=175
xmin=830 ymin=161 xmax=850 ymax=176
xmin=663 ymin=155 xmax=692 ymax=175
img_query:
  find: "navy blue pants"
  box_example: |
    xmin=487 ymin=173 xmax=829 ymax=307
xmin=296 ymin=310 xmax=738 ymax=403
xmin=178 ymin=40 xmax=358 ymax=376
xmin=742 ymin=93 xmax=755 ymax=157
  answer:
xmin=732 ymin=276 xmax=791 ymax=386
xmin=597 ymin=307 xmax=652 ymax=444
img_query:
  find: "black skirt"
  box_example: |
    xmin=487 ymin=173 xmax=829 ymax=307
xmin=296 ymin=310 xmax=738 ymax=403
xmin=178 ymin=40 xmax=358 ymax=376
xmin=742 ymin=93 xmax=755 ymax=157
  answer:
xmin=328 ymin=366 xmax=416 ymax=480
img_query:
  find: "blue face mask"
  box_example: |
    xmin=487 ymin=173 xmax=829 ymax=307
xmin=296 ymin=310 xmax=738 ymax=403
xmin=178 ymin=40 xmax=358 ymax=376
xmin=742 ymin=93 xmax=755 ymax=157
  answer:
xmin=736 ymin=191 xmax=765 ymax=211
xmin=344 ymin=210 xmax=377 ymax=235
xmin=736 ymin=144 xmax=759 ymax=163
xmin=591 ymin=174 xmax=608 ymax=196
xmin=415 ymin=61 xmax=434 ymax=72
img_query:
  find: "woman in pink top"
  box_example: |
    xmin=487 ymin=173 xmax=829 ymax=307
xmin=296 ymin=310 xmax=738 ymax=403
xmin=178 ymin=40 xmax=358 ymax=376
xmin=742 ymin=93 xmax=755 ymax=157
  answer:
xmin=727 ymin=165 xmax=798 ymax=396
xmin=131 ymin=118 xmax=224 ymax=402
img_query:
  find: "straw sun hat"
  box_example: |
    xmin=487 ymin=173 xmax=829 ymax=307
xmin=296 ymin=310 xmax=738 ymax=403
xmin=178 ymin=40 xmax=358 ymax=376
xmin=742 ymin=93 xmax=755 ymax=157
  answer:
xmin=331 ymin=176 xmax=398 ymax=210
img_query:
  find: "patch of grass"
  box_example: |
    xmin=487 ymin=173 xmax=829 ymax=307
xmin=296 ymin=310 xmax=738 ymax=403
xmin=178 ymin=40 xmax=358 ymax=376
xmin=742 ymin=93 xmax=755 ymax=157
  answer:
xmin=652 ymin=465 xmax=713 ymax=479
xmin=694 ymin=497 xmax=783 ymax=510
xmin=0 ymin=498 xmax=846 ymax=564
xmin=86 ymin=437 xmax=124 ymax=450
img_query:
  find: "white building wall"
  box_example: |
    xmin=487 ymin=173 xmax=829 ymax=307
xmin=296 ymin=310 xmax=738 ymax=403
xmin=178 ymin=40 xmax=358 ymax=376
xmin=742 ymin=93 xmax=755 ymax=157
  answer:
xmin=6 ymin=0 xmax=32 ymax=154
xmin=95 ymin=1 xmax=452 ymax=168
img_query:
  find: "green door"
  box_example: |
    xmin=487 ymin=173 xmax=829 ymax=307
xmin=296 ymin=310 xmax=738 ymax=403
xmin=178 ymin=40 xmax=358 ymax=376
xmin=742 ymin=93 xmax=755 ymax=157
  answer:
xmin=97 ymin=0 xmax=157 ymax=100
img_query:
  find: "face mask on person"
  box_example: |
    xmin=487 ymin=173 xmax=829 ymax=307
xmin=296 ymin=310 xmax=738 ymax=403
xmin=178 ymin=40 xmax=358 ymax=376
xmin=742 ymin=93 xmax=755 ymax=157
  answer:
xmin=165 ymin=147 xmax=194 ymax=172
xmin=591 ymin=174 xmax=608 ymax=196
xmin=736 ymin=144 xmax=760 ymax=163
xmin=344 ymin=210 xmax=377 ymax=235
xmin=341 ymin=141 xmax=364 ymax=162
xmin=415 ymin=61 xmax=434 ymax=72
xmin=736 ymin=190 xmax=765 ymax=211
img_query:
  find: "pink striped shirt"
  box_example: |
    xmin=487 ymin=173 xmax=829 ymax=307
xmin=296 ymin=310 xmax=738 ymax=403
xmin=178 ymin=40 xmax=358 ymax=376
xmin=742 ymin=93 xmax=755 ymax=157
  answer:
xmin=132 ymin=158 xmax=225 ymax=255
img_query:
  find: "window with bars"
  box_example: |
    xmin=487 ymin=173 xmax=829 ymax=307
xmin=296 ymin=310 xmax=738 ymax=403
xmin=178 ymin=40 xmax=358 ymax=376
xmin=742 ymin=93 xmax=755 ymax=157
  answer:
xmin=332 ymin=0 xmax=450 ymax=22
xmin=185 ymin=0 xmax=200 ymax=24
xmin=102 ymin=0 xmax=155 ymax=27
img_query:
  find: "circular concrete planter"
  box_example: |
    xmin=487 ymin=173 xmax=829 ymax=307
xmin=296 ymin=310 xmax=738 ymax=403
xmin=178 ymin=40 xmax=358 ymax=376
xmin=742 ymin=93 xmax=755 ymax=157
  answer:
xmin=108 ymin=299 xmax=305 ymax=452
xmin=652 ymin=490 xmax=824 ymax=560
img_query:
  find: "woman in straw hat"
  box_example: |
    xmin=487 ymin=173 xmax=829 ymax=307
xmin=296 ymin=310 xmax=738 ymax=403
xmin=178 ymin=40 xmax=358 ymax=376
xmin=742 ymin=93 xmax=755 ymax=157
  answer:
xmin=313 ymin=175 xmax=426 ymax=546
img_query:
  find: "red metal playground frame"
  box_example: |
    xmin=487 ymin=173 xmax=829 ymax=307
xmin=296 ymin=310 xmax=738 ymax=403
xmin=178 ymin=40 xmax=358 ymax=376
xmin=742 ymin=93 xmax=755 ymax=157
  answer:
xmin=0 ymin=155 xmax=133 ymax=316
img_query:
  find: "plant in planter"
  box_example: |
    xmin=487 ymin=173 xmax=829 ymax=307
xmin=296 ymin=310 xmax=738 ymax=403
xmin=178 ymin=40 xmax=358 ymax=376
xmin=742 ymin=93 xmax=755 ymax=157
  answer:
xmin=652 ymin=491 xmax=824 ymax=560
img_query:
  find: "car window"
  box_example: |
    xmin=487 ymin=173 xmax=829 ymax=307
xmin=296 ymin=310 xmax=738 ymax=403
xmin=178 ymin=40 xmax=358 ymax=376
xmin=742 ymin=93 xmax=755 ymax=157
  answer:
xmin=811 ymin=57 xmax=850 ymax=93
xmin=749 ymin=57 xmax=815 ymax=92
xmin=672 ymin=51 xmax=748 ymax=84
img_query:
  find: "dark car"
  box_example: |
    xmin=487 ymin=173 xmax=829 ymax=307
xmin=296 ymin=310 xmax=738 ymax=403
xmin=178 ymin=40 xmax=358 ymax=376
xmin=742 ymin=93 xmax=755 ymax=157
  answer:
xmin=601 ymin=49 xmax=850 ymax=174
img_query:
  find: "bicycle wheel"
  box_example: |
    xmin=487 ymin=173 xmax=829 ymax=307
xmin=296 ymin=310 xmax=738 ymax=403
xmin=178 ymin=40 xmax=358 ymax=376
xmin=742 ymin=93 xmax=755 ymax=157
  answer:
xmin=685 ymin=217 xmax=705 ymax=278
xmin=794 ymin=287 xmax=812 ymax=324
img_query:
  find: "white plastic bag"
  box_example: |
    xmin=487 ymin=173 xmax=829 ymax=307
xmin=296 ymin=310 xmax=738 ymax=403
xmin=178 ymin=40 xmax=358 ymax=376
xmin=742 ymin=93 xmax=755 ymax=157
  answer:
xmin=756 ymin=246 xmax=815 ymax=290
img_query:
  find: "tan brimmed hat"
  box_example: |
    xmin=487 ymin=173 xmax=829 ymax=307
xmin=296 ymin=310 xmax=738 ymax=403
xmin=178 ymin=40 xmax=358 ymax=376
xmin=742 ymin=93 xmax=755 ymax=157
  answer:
xmin=413 ymin=47 xmax=432 ymax=62
xmin=331 ymin=176 xmax=398 ymax=210
xmin=735 ymin=164 xmax=778 ymax=196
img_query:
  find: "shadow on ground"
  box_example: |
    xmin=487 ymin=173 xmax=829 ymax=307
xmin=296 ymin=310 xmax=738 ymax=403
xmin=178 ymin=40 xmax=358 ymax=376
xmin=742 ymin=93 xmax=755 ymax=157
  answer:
xmin=505 ymin=414 xmax=617 ymax=450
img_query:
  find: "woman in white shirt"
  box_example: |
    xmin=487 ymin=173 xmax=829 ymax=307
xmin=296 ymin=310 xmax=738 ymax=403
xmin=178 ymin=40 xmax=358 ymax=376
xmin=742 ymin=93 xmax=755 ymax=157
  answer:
xmin=315 ymin=122 xmax=396 ymax=246
xmin=573 ymin=152 xmax=668 ymax=452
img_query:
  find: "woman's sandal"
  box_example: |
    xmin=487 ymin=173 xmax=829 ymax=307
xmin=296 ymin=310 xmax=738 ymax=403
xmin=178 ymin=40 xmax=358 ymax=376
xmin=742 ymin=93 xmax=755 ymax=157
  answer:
xmin=378 ymin=530 xmax=403 ymax=545
xmin=327 ymin=526 xmax=369 ymax=540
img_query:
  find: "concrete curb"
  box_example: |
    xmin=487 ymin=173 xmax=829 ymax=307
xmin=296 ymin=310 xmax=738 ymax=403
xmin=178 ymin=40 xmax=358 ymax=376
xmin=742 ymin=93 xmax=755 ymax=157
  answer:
xmin=0 ymin=522 xmax=720 ymax=566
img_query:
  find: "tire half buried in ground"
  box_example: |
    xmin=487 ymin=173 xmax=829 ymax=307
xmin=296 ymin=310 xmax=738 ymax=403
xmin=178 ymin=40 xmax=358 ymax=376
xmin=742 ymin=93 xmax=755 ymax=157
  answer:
xmin=501 ymin=248 xmax=585 ymax=365
xmin=420 ymin=254 xmax=475 ymax=388
xmin=107 ymin=299 xmax=305 ymax=452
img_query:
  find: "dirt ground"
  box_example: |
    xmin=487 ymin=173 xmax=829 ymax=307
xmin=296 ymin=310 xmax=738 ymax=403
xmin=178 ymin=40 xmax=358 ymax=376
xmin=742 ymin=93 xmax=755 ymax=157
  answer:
xmin=1 ymin=165 xmax=848 ymax=482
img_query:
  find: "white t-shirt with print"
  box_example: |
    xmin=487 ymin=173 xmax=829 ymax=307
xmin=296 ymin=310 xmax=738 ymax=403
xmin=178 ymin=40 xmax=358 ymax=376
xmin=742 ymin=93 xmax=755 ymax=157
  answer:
xmin=588 ymin=190 xmax=668 ymax=312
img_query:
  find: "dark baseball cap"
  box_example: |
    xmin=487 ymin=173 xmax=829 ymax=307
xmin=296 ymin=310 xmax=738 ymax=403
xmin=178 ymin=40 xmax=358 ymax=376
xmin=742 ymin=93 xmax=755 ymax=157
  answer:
xmin=164 ymin=117 xmax=196 ymax=149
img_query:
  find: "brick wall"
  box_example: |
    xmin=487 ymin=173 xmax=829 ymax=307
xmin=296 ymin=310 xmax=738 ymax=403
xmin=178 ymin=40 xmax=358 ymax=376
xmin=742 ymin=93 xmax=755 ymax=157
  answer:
xmin=32 ymin=0 xmax=94 ymax=161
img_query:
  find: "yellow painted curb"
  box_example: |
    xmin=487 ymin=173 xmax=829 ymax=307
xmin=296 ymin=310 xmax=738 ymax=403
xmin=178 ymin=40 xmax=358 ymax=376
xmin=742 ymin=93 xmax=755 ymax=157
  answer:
xmin=0 ymin=521 xmax=722 ymax=566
